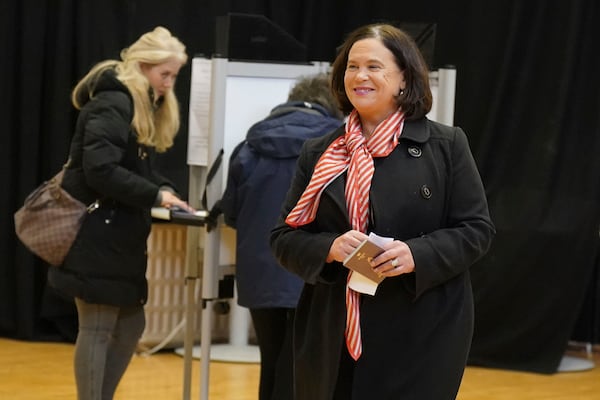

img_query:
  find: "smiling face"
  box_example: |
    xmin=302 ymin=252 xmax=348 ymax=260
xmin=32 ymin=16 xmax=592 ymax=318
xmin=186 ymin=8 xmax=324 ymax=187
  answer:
xmin=344 ymin=38 xmax=405 ymax=129
xmin=140 ymin=58 xmax=183 ymax=100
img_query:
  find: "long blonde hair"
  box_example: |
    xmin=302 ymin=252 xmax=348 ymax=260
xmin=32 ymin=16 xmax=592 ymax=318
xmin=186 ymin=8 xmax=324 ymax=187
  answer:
xmin=72 ymin=26 xmax=187 ymax=152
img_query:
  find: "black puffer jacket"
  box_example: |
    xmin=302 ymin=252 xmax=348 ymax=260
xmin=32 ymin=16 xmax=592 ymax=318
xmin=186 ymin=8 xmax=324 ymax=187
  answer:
xmin=48 ymin=69 xmax=173 ymax=306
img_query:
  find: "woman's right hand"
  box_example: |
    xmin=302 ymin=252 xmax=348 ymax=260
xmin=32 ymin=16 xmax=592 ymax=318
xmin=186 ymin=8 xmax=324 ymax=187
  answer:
xmin=160 ymin=190 xmax=195 ymax=213
xmin=326 ymin=230 xmax=369 ymax=263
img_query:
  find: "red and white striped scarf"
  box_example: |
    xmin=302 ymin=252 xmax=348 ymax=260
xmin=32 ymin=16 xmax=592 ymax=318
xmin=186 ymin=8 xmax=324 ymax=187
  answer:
xmin=285 ymin=108 xmax=405 ymax=360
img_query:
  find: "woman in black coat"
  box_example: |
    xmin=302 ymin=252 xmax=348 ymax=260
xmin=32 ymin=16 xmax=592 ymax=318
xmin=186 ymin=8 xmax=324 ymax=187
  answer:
xmin=270 ymin=23 xmax=495 ymax=400
xmin=48 ymin=27 xmax=193 ymax=400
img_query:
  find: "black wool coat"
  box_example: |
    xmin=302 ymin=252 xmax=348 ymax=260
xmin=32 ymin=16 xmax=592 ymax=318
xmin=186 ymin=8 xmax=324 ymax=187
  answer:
xmin=48 ymin=71 xmax=174 ymax=307
xmin=270 ymin=118 xmax=495 ymax=400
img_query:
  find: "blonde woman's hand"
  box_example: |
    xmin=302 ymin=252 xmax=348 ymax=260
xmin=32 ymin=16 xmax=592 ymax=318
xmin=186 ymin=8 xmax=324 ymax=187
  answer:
xmin=160 ymin=190 xmax=196 ymax=213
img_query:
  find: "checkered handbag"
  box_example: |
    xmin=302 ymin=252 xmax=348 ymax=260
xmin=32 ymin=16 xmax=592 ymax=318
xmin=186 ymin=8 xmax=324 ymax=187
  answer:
xmin=14 ymin=168 xmax=87 ymax=266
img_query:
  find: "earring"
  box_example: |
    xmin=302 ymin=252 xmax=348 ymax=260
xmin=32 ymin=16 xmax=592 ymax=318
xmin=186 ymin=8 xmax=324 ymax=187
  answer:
xmin=399 ymin=89 xmax=405 ymax=95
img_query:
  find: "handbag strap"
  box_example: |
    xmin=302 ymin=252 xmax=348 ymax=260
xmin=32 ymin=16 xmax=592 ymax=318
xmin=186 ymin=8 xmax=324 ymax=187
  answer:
xmin=59 ymin=156 xmax=99 ymax=212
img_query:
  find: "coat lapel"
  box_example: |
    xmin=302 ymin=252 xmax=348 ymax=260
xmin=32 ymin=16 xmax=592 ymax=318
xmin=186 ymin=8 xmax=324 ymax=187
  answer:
xmin=323 ymin=173 xmax=348 ymax=223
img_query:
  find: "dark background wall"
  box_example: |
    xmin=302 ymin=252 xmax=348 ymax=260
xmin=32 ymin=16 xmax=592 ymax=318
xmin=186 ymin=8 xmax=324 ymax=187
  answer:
xmin=2 ymin=0 xmax=599 ymax=374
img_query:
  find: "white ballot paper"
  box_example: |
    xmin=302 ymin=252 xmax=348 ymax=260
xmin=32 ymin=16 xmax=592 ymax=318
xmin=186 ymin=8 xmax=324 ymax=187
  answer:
xmin=348 ymin=232 xmax=393 ymax=295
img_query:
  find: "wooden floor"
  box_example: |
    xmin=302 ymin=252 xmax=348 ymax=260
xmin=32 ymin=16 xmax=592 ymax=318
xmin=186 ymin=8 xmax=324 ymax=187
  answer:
xmin=1 ymin=337 xmax=599 ymax=399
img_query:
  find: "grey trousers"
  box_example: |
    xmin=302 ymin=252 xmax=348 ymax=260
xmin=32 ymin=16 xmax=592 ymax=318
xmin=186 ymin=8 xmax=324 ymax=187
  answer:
xmin=74 ymin=298 xmax=145 ymax=400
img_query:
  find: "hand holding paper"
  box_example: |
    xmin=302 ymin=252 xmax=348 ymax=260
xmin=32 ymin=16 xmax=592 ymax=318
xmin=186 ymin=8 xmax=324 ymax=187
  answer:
xmin=344 ymin=232 xmax=394 ymax=295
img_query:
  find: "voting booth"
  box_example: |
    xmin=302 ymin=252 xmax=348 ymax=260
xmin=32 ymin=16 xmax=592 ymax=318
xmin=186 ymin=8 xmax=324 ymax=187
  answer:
xmin=181 ymin=57 xmax=330 ymax=400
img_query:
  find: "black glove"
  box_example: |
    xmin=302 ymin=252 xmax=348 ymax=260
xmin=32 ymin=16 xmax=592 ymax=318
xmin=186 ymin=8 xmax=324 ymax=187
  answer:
xmin=205 ymin=200 xmax=223 ymax=233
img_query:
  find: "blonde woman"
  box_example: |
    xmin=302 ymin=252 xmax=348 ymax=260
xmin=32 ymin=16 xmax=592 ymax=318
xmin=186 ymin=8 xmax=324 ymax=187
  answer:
xmin=48 ymin=26 xmax=192 ymax=400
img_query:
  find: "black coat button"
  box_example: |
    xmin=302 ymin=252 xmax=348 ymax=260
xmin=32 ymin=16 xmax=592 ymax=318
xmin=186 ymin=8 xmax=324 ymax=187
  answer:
xmin=421 ymin=185 xmax=432 ymax=199
xmin=408 ymin=146 xmax=422 ymax=157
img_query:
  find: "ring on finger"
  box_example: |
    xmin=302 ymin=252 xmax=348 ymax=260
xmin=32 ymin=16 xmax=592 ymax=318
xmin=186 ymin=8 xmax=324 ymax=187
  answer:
xmin=391 ymin=258 xmax=399 ymax=267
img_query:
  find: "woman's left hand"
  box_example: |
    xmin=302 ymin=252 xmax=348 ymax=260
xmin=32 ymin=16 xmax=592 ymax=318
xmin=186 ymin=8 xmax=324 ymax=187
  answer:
xmin=370 ymin=240 xmax=415 ymax=277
